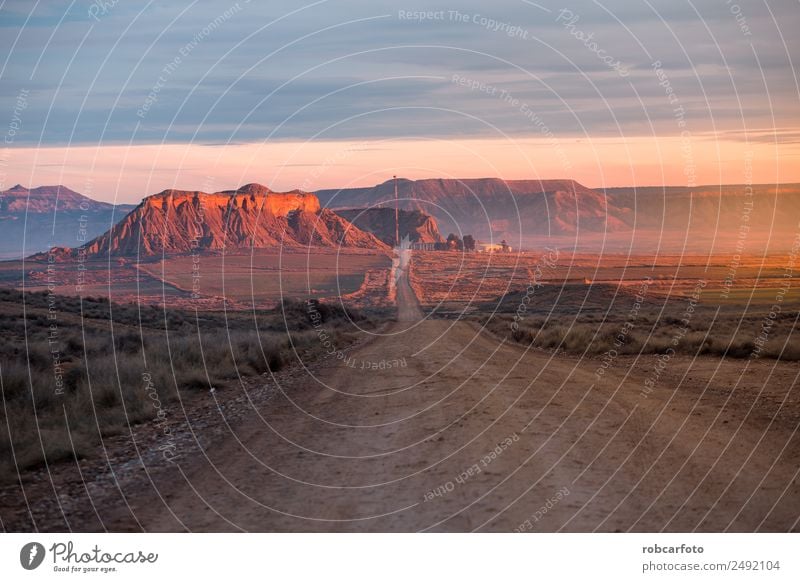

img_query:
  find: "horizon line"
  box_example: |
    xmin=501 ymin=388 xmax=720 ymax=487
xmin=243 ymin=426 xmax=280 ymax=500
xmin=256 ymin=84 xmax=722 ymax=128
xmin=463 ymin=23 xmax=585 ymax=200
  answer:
xmin=4 ymin=178 xmax=798 ymax=204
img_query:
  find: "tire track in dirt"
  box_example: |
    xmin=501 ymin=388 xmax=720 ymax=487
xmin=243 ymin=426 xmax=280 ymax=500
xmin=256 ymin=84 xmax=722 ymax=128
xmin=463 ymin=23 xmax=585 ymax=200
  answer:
xmin=96 ymin=256 xmax=800 ymax=531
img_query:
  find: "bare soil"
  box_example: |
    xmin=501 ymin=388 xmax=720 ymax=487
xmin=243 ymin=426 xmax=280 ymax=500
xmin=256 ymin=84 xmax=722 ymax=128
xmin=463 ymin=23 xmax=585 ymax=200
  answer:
xmin=2 ymin=256 xmax=799 ymax=532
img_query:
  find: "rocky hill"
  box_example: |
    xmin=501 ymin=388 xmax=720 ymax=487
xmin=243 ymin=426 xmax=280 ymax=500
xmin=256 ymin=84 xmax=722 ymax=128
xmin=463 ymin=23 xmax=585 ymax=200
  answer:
xmin=0 ymin=184 xmax=135 ymax=259
xmin=318 ymin=178 xmax=800 ymax=251
xmin=317 ymin=178 xmax=627 ymax=241
xmin=333 ymin=207 xmax=443 ymax=245
xmin=47 ymin=183 xmax=388 ymax=258
xmin=15 ymin=179 xmax=800 ymax=259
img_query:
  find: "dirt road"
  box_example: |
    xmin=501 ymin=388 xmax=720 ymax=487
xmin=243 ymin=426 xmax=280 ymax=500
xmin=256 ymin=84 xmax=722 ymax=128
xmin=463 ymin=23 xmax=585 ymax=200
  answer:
xmin=39 ymin=258 xmax=800 ymax=532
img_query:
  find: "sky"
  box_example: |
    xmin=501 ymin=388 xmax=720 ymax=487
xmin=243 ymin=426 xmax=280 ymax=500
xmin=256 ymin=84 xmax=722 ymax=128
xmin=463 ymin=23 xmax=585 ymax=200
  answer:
xmin=0 ymin=0 xmax=798 ymax=203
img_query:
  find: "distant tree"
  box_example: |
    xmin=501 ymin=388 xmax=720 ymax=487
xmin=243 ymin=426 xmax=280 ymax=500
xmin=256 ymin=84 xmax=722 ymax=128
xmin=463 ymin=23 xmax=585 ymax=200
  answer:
xmin=463 ymin=234 xmax=475 ymax=252
xmin=446 ymin=233 xmax=463 ymax=251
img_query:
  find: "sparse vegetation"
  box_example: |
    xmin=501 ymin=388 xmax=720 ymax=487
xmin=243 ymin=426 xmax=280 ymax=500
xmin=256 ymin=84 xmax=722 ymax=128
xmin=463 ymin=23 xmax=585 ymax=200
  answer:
xmin=485 ymin=298 xmax=800 ymax=361
xmin=411 ymin=250 xmax=799 ymax=362
xmin=0 ymin=289 xmax=370 ymax=478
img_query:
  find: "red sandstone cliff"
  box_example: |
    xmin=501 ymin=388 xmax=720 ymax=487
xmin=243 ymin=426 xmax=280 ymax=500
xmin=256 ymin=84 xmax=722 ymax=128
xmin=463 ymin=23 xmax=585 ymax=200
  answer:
xmin=48 ymin=183 xmax=387 ymax=258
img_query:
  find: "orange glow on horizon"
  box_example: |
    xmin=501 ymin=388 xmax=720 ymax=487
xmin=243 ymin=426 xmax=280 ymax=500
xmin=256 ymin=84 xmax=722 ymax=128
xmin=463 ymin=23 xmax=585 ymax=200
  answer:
xmin=3 ymin=136 xmax=797 ymax=203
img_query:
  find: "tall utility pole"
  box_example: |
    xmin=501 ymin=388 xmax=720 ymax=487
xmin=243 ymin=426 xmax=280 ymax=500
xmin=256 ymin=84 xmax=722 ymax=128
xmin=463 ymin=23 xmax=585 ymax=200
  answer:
xmin=394 ymin=175 xmax=400 ymax=248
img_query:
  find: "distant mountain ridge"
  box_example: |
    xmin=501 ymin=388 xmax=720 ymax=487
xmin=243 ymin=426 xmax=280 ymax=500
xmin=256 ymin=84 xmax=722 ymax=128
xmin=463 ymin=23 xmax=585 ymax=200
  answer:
xmin=333 ymin=207 xmax=443 ymax=245
xmin=0 ymin=184 xmax=120 ymax=214
xmin=317 ymin=177 xmax=628 ymax=240
xmin=9 ymin=179 xmax=800 ymax=260
xmin=0 ymin=184 xmax=135 ymax=259
xmin=318 ymin=178 xmax=800 ymax=251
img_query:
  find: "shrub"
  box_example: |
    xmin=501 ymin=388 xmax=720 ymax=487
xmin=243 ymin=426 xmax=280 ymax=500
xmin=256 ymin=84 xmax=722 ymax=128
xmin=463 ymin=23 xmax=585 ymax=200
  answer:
xmin=0 ymin=290 xmax=374 ymax=476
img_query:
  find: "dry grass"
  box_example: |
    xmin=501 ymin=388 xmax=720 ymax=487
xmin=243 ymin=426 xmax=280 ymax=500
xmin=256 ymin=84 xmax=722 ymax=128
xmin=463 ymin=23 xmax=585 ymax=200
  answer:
xmin=482 ymin=286 xmax=800 ymax=361
xmin=138 ymin=251 xmax=391 ymax=304
xmin=0 ymin=289 xmax=369 ymax=478
xmin=485 ymin=296 xmax=800 ymax=361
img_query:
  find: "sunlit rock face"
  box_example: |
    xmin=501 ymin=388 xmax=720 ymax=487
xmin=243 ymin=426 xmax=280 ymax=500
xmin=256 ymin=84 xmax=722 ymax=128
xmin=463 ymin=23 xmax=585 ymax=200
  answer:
xmin=43 ymin=183 xmax=387 ymax=258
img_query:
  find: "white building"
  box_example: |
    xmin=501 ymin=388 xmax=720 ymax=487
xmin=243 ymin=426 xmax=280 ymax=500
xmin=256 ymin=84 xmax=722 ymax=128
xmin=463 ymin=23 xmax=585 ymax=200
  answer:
xmin=477 ymin=242 xmax=512 ymax=253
